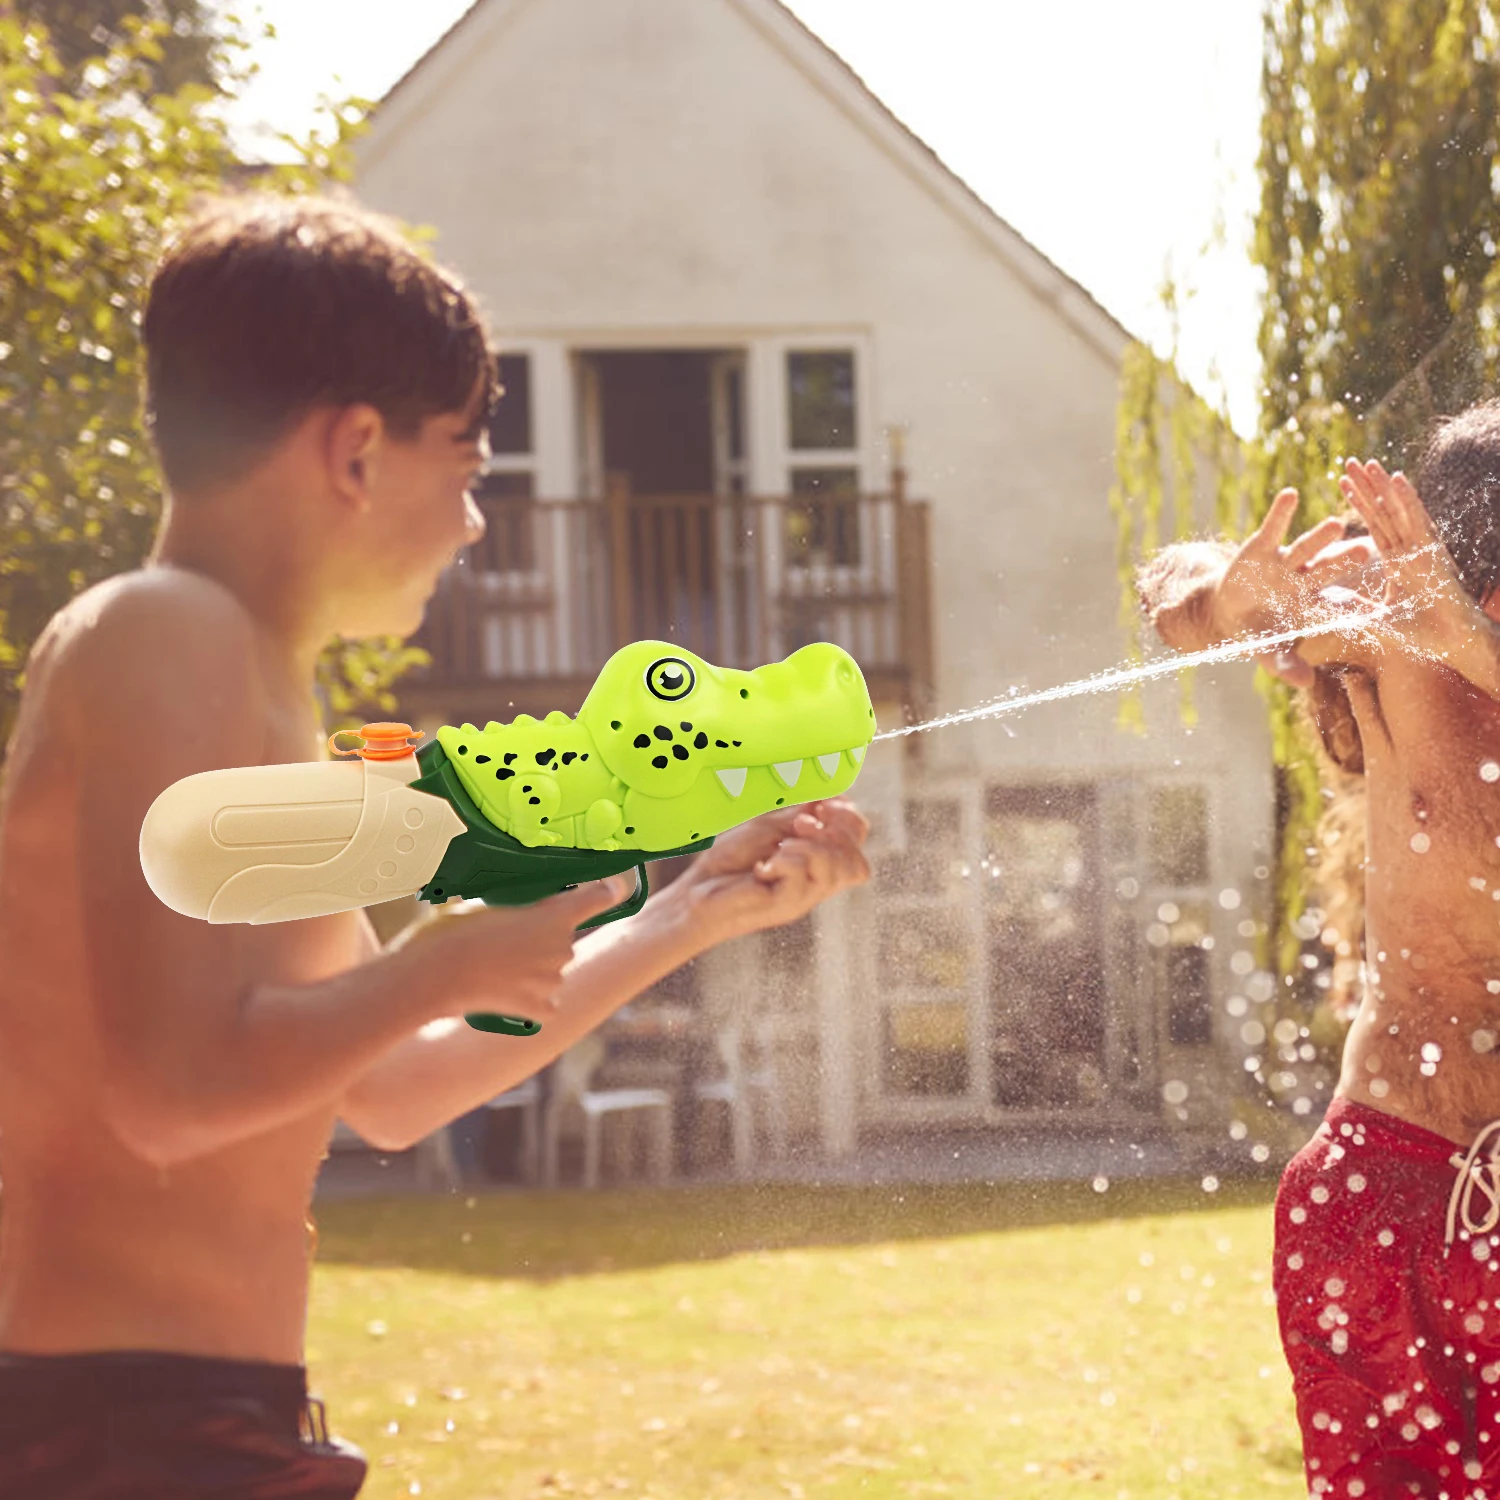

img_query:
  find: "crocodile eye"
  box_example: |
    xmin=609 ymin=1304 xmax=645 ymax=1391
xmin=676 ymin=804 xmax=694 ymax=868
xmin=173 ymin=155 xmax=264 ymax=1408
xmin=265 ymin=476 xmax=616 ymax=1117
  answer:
xmin=646 ymin=656 xmax=696 ymax=702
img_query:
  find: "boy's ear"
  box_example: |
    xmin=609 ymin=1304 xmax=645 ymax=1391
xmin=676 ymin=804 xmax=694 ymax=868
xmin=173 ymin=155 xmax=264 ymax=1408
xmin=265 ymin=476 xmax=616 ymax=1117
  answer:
xmin=326 ymin=404 xmax=385 ymax=511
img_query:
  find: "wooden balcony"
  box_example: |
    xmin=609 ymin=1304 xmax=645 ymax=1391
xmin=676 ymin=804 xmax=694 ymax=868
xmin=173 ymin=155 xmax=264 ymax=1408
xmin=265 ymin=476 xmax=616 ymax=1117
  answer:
xmin=399 ymin=485 xmax=934 ymax=725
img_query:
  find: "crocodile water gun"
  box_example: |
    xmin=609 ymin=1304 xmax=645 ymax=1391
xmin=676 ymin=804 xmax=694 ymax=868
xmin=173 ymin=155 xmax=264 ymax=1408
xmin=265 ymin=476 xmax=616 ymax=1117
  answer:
xmin=140 ymin=641 xmax=875 ymax=1033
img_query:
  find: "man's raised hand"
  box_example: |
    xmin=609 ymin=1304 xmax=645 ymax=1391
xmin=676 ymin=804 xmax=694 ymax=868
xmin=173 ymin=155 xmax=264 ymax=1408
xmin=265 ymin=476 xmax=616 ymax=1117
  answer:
xmin=1211 ymin=488 xmax=1346 ymax=643
xmin=1338 ymin=459 xmax=1478 ymax=660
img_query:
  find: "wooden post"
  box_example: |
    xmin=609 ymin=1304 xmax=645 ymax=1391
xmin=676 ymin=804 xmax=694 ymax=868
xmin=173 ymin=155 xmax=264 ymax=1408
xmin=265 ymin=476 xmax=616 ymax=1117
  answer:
xmin=606 ymin=470 xmax=633 ymax=651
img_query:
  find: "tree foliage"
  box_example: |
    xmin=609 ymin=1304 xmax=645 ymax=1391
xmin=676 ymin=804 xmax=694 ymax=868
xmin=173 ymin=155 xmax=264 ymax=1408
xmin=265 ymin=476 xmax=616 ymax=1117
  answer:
xmin=0 ymin=13 xmax=422 ymax=753
xmin=11 ymin=0 xmax=219 ymax=92
xmin=1114 ymin=0 xmax=1500 ymax=1098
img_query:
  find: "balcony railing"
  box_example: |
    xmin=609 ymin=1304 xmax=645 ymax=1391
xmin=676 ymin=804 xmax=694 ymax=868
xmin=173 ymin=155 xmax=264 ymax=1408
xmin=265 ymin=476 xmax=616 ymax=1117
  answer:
xmin=401 ymin=484 xmax=933 ymax=723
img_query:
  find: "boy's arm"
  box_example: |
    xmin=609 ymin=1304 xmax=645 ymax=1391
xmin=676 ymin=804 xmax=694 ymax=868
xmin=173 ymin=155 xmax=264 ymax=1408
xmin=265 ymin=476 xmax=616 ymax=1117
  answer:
xmin=338 ymin=801 xmax=871 ymax=1149
xmin=69 ymin=574 xmax=619 ymax=1168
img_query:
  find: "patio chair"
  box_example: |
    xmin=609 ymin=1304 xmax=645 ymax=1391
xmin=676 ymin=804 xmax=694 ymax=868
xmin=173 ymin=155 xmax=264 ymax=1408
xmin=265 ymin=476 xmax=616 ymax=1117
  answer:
xmin=541 ymin=1032 xmax=674 ymax=1190
xmin=690 ymin=1016 xmax=788 ymax=1176
xmin=483 ymin=1076 xmax=543 ymax=1185
xmin=327 ymin=1118 xmax=461 ymax=1193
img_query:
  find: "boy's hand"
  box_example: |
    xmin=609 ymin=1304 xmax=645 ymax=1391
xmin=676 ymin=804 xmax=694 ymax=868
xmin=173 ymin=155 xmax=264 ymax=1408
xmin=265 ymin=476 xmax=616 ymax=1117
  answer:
xmin=673 ymin=799 xmax=871 ymax=943
xmin=387 ymin=878 xmax=630 ymax=1019
xmin=1339 ymin=459 xmax=1479 ymax=660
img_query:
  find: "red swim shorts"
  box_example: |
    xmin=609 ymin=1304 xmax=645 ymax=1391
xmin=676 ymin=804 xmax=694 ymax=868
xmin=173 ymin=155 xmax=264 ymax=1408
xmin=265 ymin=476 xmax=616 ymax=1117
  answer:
xmin=1276 ymin=1095 xmax=1500 ymax=1498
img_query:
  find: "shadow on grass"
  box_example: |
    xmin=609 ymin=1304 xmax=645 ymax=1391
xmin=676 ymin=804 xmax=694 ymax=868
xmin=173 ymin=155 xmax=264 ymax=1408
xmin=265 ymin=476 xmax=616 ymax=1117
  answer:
xmin=312 ymin=1171 xmax=1281 ymax=1282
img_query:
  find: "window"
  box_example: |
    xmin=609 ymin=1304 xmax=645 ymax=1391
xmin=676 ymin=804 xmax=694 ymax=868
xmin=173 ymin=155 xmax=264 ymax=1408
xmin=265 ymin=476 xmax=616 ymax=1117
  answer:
xmin=1161 ymin=902 xmax=1214 ymax=1045
xmin=1148 ymin=785 xmax=1209 ymax=885
xmin=784 ymin=349 xmax=862 ymax=568
xmin=488 ymin=353 xmax=532 ymax=457
xmin=471 ymin=354 xmax=536 ymax=574
xmin=787 ymin=351 xmax=856 ymax=449
xmin=1145 ymin=786 xmax=1215 ymax=1048
xmin=786 ymin=467 xmax=859 ymax=567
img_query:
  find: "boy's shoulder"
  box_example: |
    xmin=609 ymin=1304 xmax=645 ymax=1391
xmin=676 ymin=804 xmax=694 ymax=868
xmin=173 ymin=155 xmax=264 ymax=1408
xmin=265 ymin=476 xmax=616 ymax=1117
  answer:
xmin=31 ymin=567 xmax=266 ymax=749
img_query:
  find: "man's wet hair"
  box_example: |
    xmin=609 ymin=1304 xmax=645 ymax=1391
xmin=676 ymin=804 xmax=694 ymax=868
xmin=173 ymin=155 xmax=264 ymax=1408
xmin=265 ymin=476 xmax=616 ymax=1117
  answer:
xmin=143 ymin=195 xmax=496 ymax=496
xmin=1416 ymin=398 xmax=1500 ymax=603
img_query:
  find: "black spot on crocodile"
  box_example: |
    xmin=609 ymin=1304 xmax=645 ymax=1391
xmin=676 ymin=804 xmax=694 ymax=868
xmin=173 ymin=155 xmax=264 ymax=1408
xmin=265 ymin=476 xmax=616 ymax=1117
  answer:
xmin=654 ymin=725 xmax=673 ymax=741
xmin=610 ymin=719 xmax=621 ymax=730
xmin=536 ymin=748 xmax=556 ymax=766
xmin=528 ymin=796 xmax=542 ymax=806
xmin=540 ymin=816 xmax=549 ymax=824
xmin=475 ymin=755 xmax=491 ymax=764
xmin=672 ymin=745 xmax=689 ymax=761
xmin=496 ymin=768 xmax=515 ymax=781
xmin=580 ymin=754 xmax=589 ymax=761
xmin=694 ymin=733 xmax=708 ymax=749
xmin=715 ymin=740 xmax=728 ymax=749
xmin=680 ymin=721 xmax=693 ymax=732
xmin=458 ymin=745 xmax=468 ymax=755
xmin=732 ymin=741 xmax=742 ymax=748
xmin=652 ymin=755 xmax=669 ymax=769
xmin=504 ymin=753 xmax=518 ymax=765
xmin=522 ymin=784 xmax=532 ymax=793
xmin=561 ymin=751 xmax=577 ymax=765
xmin=625 ymin=826 xmax=635 ymax=835
xmin=634 ymin=733 xmax=651 ymax=749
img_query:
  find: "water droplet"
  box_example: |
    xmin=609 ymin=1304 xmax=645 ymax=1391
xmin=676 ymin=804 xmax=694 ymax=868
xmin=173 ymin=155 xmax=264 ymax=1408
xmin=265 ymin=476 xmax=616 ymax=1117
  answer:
xmin=1411 ymin=831 xmax=1432 ymax=854
xmin=1092 ymin=1175 xmax=1110 ymax=1193
xmin=1162 ymin=1080 xmax=1189 ymax=1105
xmin=1201 ymin=1175 xmax=1219 ymax=1193
xmin=1156 ymin=901 xmax=1181 ymax=923
xmin=1481 ymin=761 xmax=1500 ymax=783
xmin=1218 ymin=888 xmax=1242 ymax=910
xmin=1422 ymin=1042 xmax=1443 ymax=1063
xmin=1252 ymin=1143 xmax=1270 ymax=1162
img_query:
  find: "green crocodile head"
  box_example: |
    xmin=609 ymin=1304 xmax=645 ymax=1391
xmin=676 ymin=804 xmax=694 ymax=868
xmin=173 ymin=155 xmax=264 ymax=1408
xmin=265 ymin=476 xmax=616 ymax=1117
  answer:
xmin=434 ymin=641 xmax=876 ymax=853
xmin=576 ymin=640 xmax=875 ymax=849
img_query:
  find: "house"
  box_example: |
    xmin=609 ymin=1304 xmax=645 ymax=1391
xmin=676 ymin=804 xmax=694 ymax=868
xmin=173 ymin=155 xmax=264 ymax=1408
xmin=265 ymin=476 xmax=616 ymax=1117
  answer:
xmin=353 ymin=0 xmax=1277 ymax=1169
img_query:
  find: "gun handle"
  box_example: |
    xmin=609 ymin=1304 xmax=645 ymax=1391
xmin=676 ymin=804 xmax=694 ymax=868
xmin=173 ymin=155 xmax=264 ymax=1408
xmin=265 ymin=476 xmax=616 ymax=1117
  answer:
xmin=463 ymin=865 xmax=650 ymax=1035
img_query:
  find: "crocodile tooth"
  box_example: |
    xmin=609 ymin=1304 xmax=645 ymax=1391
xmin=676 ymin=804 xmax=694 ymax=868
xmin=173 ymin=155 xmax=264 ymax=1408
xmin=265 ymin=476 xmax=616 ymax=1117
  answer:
xmin=849 ymin=745 xmax=866 ymax=765
xmin=772 ymin=760 xmax=804 ymax=788
xmin=715 ymin=767 xmax=747 ymax=798
xmin=816 ymin=753 xmax=840 ymax=778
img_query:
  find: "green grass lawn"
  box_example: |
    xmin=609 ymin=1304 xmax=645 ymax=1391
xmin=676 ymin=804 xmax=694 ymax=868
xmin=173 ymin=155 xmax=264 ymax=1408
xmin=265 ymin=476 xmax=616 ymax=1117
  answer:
xmin=308 ymin=1177 xmax=1304 ymax=1499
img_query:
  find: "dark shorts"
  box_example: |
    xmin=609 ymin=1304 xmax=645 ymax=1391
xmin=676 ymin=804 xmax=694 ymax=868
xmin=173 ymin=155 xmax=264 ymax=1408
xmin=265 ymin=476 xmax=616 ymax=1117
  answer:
xmin=0 ymin=1350 xmax=368 ymax=1499
xmin=1276 ymin=1096 xmax=1500 ymax=1498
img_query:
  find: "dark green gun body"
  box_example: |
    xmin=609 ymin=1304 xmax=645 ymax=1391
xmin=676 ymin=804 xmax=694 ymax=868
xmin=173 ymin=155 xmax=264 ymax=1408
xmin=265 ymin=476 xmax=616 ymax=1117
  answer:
xmin=409 ymin=739 xmax=713 ymax=1035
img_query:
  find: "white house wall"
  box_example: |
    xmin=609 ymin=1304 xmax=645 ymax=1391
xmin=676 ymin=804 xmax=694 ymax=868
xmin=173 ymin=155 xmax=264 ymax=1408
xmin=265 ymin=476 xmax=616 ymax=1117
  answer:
xmin=357 ymin=0 xmax=1277 ymax=1145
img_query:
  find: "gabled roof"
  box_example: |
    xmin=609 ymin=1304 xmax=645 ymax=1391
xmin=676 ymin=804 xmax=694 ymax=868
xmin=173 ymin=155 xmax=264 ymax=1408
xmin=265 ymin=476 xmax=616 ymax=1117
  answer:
xmin=369 ymin=0 xmax=1134 ymax=365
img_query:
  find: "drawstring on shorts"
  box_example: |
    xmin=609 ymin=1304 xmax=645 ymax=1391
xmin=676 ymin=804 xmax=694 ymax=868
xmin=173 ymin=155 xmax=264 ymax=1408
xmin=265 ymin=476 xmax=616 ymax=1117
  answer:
xmin=1446 ymin=1119 xmax=1500 ymax=1253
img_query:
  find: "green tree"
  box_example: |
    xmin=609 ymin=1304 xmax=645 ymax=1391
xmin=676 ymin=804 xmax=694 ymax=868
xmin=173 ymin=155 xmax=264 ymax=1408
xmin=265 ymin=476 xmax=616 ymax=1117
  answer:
xmin=1114 ymin=0 xmax=1500 ymax=1101
xmin=11 ymin=0 xmax=219 ymax=92
xmin=0 ymin=13 xmax=420 ymax=754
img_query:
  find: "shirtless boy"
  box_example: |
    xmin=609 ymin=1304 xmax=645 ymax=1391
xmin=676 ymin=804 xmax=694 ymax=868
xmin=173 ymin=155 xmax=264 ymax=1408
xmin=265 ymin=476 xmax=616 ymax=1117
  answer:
xmin=0 ymin=196 xmax=870 ymax=1497
xmin=1140 ymin=403 xmax=1500 ymax=1497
